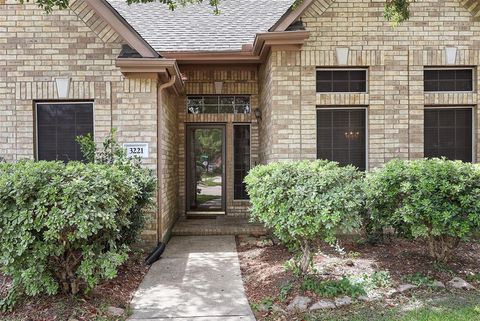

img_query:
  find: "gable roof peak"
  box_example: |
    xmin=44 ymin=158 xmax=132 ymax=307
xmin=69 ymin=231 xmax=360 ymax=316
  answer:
xmin=106 ymin=0 xmax=294 ymax=52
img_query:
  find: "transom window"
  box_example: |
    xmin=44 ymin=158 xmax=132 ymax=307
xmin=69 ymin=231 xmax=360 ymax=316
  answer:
xmin=424 ymin=68 xmax=474 ymax=92
xmin=187 ymin=96 xmax=251 ymax=114
xmin=424 ymin=107 xmax=473 ymax=162
xmin=316 ymin=69 xmax=368 ymax=93
xmin=36 ymin=102 xmax=94 ymax=162
xmin=317 ymin=108 xmax=367 ymax=171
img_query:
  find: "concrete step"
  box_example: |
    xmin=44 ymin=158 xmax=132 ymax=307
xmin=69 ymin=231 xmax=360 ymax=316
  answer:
xmin=172 ymin=217 xmax=267 ymax=236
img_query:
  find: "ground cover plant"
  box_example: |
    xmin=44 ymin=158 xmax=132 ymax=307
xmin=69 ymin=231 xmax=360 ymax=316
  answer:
xmin=237 ymin=236 xmax=480 ymax=321
xmin=300 ymin=276 xmax=366 ymax=298
xmin=0 ymin=132 xmax=156 ymax=312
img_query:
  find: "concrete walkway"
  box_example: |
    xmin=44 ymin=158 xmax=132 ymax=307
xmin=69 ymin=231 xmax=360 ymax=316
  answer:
xmin=129 ymin=236 xmax=256 ymax=321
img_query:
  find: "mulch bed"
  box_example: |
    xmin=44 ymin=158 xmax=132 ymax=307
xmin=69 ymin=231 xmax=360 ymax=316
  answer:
xmin=0 ymin=251 xmax=149 ymax=321
xmin=237 ymin=235 xmax=480 ymax=319
xmin=335 ymin=238 xmax=480 ymax=283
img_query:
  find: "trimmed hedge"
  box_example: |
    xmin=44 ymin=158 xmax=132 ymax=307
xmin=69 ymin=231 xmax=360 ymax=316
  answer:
xmin=246 ymin=158 xmax=480 ymax=269
xmin=365 ymin=158 xmax=480 ymax=262
xmin=0 ymin=160 xmax=155 ymax=311
xmin=245 ymin=160 xmax=364 ymax=273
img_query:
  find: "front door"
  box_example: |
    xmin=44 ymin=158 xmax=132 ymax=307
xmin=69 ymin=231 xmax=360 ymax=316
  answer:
xmin=186 ymin=125 xmax=226 ymax=215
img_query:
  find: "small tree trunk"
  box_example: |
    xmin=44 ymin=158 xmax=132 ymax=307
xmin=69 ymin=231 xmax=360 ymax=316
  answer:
xmin=53 ymin=250 xmax=83 ymax=295
xmin=427 ymin=235 xmax=460 ymax=263
xmin=364 ymin=218 xmax=384 ymax=245
xmin=299 ymin=239 xmax=312 ymax=275
xmin=71 ymin=280 xmax=80 ymax=296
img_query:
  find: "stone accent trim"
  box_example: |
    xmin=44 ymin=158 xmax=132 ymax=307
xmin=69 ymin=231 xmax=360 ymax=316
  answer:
xmin=15 ymin=81 xmax=112 ymax=100
xmin=316 ymin=94 xmax=370 ymax=106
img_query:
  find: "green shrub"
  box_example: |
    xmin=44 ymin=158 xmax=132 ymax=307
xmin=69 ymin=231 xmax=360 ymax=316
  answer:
xmin=368 ymin=270 xmax=393 ymax=288
xmin=245 ymin=160 xmax=364 ymax=274
xmin=278 ymin=282 xmax=293 ymax=302
xmin=365 ymin=158 xmax=480 ymax=262
xmin=0 ymin=134 xmax=156 ymax=311
xmin=77 ymin=131 xmax=156 ymax=245
xmin=251 ymin=297 xmax=274 ymax=312
xmin=403 ymin=273 xmax=435 ymax=287
xmin=301 ymin=276 xmax=366 ymax=298
xmin=465 ymin=273 xmax=480 ymax=283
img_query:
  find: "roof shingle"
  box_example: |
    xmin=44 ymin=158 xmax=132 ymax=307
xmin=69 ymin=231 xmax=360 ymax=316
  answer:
xmin=106 ymin=0 xmax=293 ymax=52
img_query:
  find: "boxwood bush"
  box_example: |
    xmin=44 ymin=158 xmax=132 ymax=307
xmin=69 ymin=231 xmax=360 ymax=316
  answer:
xmin=77 ymin=132 xmax=156 ymax=245
xmin=245 ymin=160 xmax=364 ymax=274
xmin=0 ymin=134 xmax=156 ymax=311
xmin=365 ymin=158 xmax=480 ymax=262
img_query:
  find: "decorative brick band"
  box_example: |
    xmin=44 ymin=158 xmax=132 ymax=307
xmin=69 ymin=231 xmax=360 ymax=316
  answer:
xmin=15 ymin=81 xmax=111 ymax=100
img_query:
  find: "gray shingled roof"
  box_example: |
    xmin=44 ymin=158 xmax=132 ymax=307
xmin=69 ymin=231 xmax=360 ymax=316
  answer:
xmin=106 ymin=0 xmax=293 ymax=52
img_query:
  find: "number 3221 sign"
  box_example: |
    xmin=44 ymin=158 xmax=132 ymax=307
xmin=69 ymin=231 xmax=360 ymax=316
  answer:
xmin=123 ymin=143 xmax=149 ymax=158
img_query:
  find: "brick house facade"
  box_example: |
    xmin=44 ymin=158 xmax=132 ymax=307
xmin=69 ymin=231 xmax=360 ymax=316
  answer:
xmin=261 ymin=0 xmax=480 ymax=169
xmin=2 ymin=0 xmax=480 ymax=245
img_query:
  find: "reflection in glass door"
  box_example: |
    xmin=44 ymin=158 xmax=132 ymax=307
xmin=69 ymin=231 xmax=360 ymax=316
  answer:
xmin=186 ymin=125 xmax=225 ymax=214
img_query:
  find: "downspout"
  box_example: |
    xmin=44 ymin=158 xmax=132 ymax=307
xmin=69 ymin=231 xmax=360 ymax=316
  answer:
xmin=156 ymin=75 xmax=177 ymax=244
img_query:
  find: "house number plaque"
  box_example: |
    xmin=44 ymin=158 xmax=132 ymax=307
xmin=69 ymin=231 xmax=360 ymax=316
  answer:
xmin=123 ymin=143 xmax=149 ymax=158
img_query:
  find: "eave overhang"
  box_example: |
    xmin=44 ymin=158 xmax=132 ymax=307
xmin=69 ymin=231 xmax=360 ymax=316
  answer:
xmin=161 ymin=31 xmax=310 ymax=64
xmin=84 ymin=0 xmax=159 ymax=58
xmin=116 ymin=58 xmax=184 ymax=93
xmin=270 ymin=0 xmax=315 ymax=31
xmin=460 ymin=0 xmax=480 ymax=20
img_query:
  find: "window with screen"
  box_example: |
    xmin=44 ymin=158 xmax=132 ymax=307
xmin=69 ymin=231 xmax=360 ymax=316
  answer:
xmin=316 ymin=69 xmax=367 ymax=93
xmin=187 ymin=96 xmax=251 ymax=114
xmin=424 ymin=69 xmax=473 ymax=92
xmin=317 ymin=108 xmax=366 ymax=170
xmin=36 ymin=102 xmax=94 ymax=162
xmin=424 ymin=108 xmax=472 ymax=162
xmin=234 ymin=125 xmax=251 ymax=200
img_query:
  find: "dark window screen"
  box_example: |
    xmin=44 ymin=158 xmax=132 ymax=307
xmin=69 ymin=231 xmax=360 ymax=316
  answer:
xmin=424 ymin=69 xmax=473 ymax=92
xmin=317 ymin=109 xmax=366 ymax=170
xmin=424 ymin=108 xmax=472 ymax=162
xmin=234 ymin=125 xmax=251 ymax=200
xmin=37 ymin=103 xmax=94 ymax=162
xmin=316 ymin=70 xmax=367 ymax=92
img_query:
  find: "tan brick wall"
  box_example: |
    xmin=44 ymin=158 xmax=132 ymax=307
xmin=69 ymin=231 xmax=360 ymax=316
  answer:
xmin=5 ymin=0 xmax=480 ymax=238
xmin=159 ymin=89 xmax=180 ymax=241
xmin=0 ymin=0 xmax=179 ymax=246
xmin=115 ymin=77 xmax=159 ymax=245
xmin=259 ymin=0 xmax=480 ymax=169
xmin=258 ymin=54 xmax=274 ymax=163
xmin=178 ymin=65 xmax=259 ymax=217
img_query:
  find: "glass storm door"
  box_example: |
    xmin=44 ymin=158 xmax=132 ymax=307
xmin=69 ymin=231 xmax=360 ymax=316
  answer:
xmin=186 ymin=125 xmax=226 ymax=215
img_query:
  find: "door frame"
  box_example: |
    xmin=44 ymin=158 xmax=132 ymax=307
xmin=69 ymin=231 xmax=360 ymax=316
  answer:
xmin=185 ymin=123 xmax=227 ymax=216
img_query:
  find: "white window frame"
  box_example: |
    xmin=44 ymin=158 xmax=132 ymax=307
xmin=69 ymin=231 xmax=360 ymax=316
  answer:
xmin=233 ymin=123 xmax=252 ymax=201
xmin=316 ymin=68 xmax=369 ymax=94
xmin=35 ymin=101 xmax=96 ymax=161
xmin=315 ymin=106 xmax=369 ymax=171
xmin=423 ymin=67 xmax=476 ymax=93
xmin=424 ymin=106 xmax=476 ymax=163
